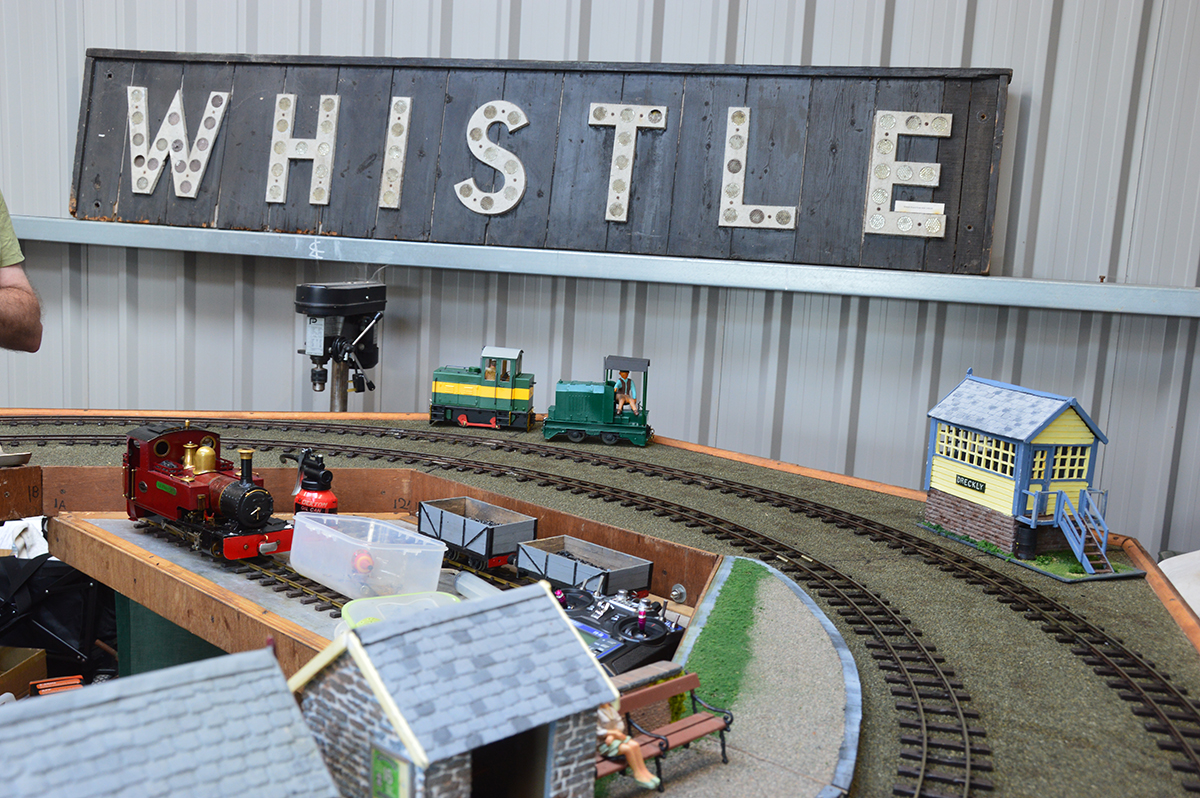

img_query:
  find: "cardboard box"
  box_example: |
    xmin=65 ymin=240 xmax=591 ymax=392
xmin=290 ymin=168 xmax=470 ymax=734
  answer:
xmin=0 ymin=647 xmax=47 ymax=700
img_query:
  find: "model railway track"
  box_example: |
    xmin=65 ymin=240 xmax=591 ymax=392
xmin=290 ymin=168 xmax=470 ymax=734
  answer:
xmin=244 ymin=439 xmax=992 ymax=796
xmin=139 ymin=518 xmax=349 ymax=616
xmin=7 ymin=424 xmax=990 ymax=797
xmin=138 ymin=514 xmax=532 ymax=618
xmin=759 ymin=546 xmax=993 ymax=797
xmin=6 ymin=418 xmax=1200 ymax=792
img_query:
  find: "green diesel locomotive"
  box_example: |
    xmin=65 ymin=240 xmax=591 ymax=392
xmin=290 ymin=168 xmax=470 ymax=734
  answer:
xmin=543 ymin=356 xmax=652 ymax=446
xmin=430 ymin=346 xmax=535 ymax=430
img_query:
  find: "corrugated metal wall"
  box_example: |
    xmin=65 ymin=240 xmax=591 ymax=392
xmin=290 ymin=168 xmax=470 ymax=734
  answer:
xmin=1 ymin=0 xmax=1198 ymax=556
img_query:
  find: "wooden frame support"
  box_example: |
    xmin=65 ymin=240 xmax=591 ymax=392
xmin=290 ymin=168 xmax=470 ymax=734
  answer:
xmin=46 ymin=512 xmax=327 ymax=676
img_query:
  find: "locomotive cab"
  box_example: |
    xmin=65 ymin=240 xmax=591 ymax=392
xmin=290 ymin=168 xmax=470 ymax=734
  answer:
xmin=604 ymin=355 xmax=649 ymax=425
xmin=483 ymin=345 xmax=522 ymax=416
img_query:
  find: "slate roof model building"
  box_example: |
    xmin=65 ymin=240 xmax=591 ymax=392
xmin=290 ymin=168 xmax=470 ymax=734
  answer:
xmin=291 ymin=581 xmax=618 ymax=798
xmin=925 ymin=369 xmax=1113 ymax=572
xmin=0 ymin=648 xmax=339 ymax=798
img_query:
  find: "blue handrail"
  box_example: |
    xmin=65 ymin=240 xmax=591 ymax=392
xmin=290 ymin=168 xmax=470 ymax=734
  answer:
xmin=1054 ymin=492 xmax=1090 ymax=571
xmin=1019 ymin=489 xmax=1050 ymax=527
xmin=1053 ymin=490 xmax=1111 ymax=575
xmin=1079 ymin=489 xmax=1110 ymax=558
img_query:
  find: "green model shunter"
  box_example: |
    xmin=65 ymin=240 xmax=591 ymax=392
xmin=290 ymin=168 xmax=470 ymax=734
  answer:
xmin=543 ymin=355 xmax=652 ymax=446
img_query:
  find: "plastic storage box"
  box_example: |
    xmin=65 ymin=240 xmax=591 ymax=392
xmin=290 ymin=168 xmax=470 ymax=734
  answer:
xmin=290 ymin=513 xmax=447 ymax=599
xmin=341 ymin=592 xmax=461 ymax=629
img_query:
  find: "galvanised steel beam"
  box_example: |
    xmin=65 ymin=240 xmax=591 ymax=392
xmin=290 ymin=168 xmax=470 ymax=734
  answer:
xmin=14 ymin=215 xmax=1200 ymax=318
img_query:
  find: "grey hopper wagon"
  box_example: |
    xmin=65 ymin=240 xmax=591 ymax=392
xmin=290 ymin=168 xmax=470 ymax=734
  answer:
xmin=516 ymin=535 xmax=653 ymax=596
xmin=418 ymin=497 xmax=537 ymax=570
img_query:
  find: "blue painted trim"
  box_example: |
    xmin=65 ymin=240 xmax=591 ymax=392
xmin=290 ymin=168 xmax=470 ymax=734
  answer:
xmin=1071 ymin=400 xmax=1109 ymax=444
xmin=928 ymin=422 xmax=1020 ymax=447
xmin=1013 ymin=443 xmax=1032 ymax=517
xmin=924 ymin=422 xmax=939 ymax=491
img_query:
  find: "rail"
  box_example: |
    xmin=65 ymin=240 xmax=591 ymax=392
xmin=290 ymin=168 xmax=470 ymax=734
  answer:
xmin=7 ymin=415 xmax=1200 ymax=794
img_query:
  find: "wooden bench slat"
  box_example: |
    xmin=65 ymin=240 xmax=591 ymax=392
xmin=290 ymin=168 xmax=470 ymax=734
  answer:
xmin=595 ymin=672 xmax=732 ymax=786
xmin=660 ymin=715 xmax=728 ymax=747
xmin=596 ymin=736 xmax=667 ymax=778
xmin=595 ymin=713 xmax=729 ymax=777
xmin=617 ymin=671 xmax=701 ymax=713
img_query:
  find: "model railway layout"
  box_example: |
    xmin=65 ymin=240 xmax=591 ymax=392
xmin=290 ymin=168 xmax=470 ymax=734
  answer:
xmin=3 ymin=415 xmax=1198 ymax=796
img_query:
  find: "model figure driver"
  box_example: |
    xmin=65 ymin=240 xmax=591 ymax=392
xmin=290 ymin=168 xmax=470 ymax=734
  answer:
xmin=615 ymin=370 xmax=638 ymax=415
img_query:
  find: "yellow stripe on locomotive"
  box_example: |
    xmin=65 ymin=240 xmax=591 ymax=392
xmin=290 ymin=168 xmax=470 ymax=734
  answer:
xmin=429 ymin=346 xmax=535 ymax=431
xmin=432 ymin=380 xmax=533 ymax=402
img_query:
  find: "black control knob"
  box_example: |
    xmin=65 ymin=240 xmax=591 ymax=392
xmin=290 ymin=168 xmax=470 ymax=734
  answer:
xmin=616 ymin=616 xmax=669 ymax=645
xmin=555 ymin=588 xmax=594 ymax=612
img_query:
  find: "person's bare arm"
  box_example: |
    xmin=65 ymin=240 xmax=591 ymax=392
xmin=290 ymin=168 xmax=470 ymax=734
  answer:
xmin=0 ymin=262 xmax=43 ymax=352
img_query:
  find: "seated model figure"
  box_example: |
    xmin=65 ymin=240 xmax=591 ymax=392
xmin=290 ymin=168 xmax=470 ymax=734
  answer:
xmin=614 ymin=370 xmax=638 ymax=415
xmin=597 ymin=700 xmax=660 ymax=790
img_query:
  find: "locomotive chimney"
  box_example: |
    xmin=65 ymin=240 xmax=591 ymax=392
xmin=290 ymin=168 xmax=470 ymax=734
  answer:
xmin=238 ymin=448 xmax=255 ymax=485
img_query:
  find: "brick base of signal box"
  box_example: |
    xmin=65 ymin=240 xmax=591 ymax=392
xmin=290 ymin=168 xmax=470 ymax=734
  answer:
xmin=926 ymin=488 xmax=1067 ymax=557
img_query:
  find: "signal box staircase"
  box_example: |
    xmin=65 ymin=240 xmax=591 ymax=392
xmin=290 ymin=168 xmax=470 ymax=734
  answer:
xmin=1022 ymin=489 xmax=1113 ymax=575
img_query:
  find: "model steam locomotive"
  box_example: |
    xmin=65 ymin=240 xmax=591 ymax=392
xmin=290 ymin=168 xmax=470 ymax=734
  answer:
xmin=123 ymin=422 xmax=292 ymax=559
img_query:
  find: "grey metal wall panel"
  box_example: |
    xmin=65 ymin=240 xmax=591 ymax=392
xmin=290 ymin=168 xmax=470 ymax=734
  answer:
xmin=5 ymin=0 xmax=1197 ymax=286
xmin=4 ymin=240 xmax=1199 ymax=554
xmin=1122 ymin=0 xmax=1200 ymax=289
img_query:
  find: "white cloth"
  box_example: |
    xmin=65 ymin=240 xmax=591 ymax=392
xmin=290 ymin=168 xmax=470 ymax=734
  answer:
xmin=0 ymin=516 xmax=49 ymax=558
xmin=1159 ymin=550 xmax=1200 ymax=616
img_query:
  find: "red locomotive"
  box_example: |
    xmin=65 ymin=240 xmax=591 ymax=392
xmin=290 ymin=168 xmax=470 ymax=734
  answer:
xmin=124 ymin=422 xmax=292 ymax=559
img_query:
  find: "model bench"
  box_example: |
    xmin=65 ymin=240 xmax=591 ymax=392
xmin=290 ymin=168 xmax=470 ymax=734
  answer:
xmin=596 ymin=671 xmax=733 ymax=790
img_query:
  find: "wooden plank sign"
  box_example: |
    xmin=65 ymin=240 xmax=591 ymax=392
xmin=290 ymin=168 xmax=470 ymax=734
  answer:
xmin=71 ymin=50 xmax=1010 ymax=274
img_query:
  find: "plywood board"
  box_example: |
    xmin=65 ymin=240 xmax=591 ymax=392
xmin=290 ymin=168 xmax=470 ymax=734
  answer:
xmin=46 ymin=513 xmax=328 ymax=676
xmin=0 ymin=465 xmax=43 ymax=520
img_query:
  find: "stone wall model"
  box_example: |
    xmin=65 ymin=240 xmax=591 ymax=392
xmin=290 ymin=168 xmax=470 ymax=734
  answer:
xmin=550 ymin=710 xmax=598 ymax=798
